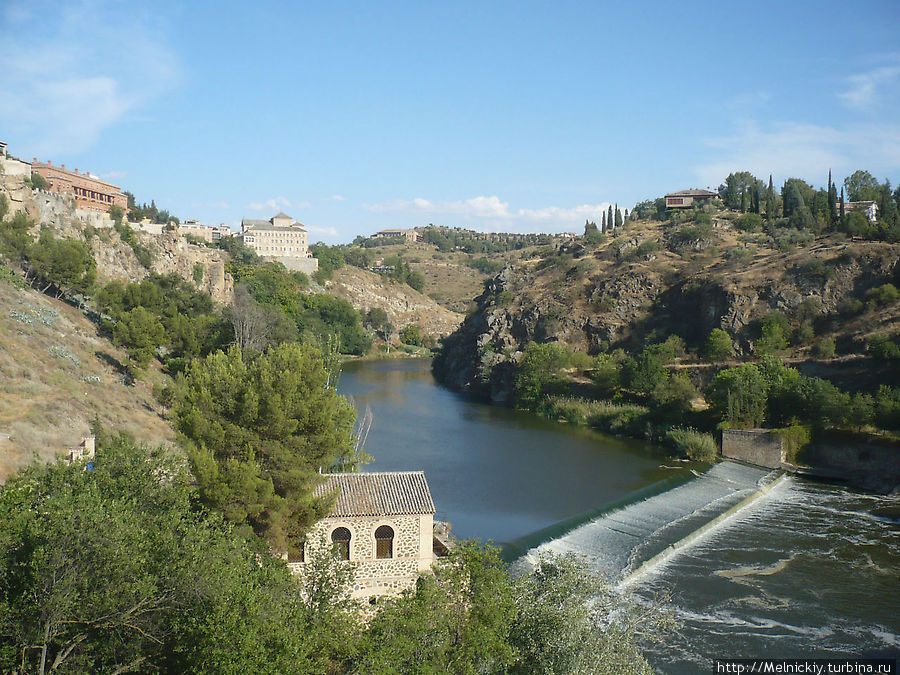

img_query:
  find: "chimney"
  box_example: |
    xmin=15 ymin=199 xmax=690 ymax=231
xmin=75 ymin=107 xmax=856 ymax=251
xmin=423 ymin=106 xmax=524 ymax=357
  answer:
xmin=74 ymin=168 xmax=78 ymax=174
xmin=33 ymin=157 xmax=37 ymax=163
xmin=61 ymin=164 xmax=65 ymax=170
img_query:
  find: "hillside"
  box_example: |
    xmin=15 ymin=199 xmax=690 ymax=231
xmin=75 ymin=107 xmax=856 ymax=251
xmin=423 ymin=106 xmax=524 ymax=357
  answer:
xmin=434 ymin=211 xmax=900 ymax=402
xmin=0 ymin=280 xmax=173 ymax=481
xmin=326 ymin=265 xmax=463 ymax=337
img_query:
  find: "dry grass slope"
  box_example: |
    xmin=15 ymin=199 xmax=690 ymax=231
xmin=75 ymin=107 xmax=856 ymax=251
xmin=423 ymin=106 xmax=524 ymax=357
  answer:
xmin=0 ymin=282 xmax=174 ymax=482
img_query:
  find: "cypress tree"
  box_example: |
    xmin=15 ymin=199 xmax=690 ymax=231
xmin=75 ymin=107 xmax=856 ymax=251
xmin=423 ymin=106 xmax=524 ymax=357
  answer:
xmin=766 ymin=175 xmax=776 ymax=221
xmin=881 ymin=181 xmax=898 ymax=226
xmin=839 ymin=187 xmax=845 ymax=228
xmin=614 ymin=203 xmax=622 ymax=228
xmin=740 ymin=189 xmax=748 ymax=213
xmin=608 ymin=205 xmax=614 ymax=231
xmin=827 ymin=169 xmax=837 ymax=227
xmin=601 ymin=211 xmax=607 ymax=232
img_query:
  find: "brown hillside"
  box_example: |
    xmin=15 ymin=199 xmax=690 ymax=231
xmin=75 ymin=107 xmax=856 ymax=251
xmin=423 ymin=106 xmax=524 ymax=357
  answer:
xmin=0 ymin=281 xmax=174 ymax=482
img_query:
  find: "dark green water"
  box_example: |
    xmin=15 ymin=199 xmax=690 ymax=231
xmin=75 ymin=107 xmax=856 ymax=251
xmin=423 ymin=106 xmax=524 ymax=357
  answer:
xmin=338 ymin=358 xmax=900 ymax=672
xmin=338 ymin=358 xmax=680 ymax=543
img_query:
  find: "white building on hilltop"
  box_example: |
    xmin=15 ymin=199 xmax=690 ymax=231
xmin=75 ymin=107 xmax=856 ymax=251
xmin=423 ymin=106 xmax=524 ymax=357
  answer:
xmin=240 ymin=212 xmax=318 ymax=274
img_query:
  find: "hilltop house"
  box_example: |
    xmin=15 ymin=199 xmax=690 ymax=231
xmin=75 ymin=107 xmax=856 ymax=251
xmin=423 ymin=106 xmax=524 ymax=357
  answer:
xmin=845 ymin=200 xmax=878 ymax=223
xmin=31 ymin=158 xmax=128 ymax=214
xmin=371 ymin=228 xmax=422 ymax=243
xmin=240 ymin=212 xmax=318 ymax=274
xmin=288 ymin=471 xmax=440 ymax=602
xmin=665 ymin=188 xmax=718 ymax=209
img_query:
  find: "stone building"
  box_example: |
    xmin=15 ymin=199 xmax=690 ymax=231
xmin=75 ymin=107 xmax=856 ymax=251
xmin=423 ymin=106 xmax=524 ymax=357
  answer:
xmin=240 ymin=211 xmax=318 ymax=274
xmin=31 ymin=159 xmax=128 ymax=214
xmin=179 ymin=220 xmax=232 ymax=242
xmin=665 ymin=188 xmax=718 ymax=209
xmin=288 ymin=471 xmax=437 ymax=601
xmin=371 ymin=228 xmax=422 ymax=243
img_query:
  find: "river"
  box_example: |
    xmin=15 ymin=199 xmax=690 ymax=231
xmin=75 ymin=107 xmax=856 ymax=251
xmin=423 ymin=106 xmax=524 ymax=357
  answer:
xmin=338 ymin=358 xmax=899 ymax=672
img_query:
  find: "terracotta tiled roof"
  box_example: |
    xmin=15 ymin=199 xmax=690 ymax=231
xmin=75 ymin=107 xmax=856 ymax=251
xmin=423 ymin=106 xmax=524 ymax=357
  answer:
xmin=314 ymin=471 xmax=436 ymax=517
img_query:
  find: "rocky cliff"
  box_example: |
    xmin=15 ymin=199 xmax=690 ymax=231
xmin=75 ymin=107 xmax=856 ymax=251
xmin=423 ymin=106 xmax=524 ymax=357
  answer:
xmin=326 ymin=265 xmax=463 ymax=337
xmin=433 ymin=215 xmax=900 ymax=403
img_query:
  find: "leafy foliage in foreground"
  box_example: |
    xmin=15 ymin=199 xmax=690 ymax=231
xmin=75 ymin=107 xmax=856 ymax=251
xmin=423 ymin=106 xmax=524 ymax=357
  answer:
xmin=0 ymin=434 xmax=339 ymax=674
xmin=0 ymin=435 xmax=664 ymax=674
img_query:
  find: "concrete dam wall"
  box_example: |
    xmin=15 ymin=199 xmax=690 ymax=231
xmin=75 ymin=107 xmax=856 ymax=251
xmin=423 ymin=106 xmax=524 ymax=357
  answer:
xmin=513 ymin=461 xmax=783 ymax=584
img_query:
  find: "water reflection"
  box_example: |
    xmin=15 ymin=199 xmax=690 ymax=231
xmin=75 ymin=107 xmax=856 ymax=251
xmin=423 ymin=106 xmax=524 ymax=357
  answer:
xmin=338 ymin=358 xmax=676 ymax=542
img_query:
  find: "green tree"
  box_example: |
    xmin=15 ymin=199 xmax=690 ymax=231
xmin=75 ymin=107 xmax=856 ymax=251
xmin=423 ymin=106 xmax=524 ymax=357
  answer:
xmin=28 ymin=229 xmax=96 ymax=296
xmin=703 ymin=328 xmax=734 ymax=361
xmin=706 ymin=364 xmax=769 ymax=428
xmin=614 ymin=204 xmax=623 ymax=228
xmin=0 ymin=434 xmax=340 ymax=674
xmin=173 ymin=343 xmax=357 ymax=554
xmin=356 ymin=542 xmax=517 ymax=674
xmin=515 ymin=342 xmax=570 ymax=407
xmin=755 ymin=312 xmax=790 ymax=356
xmin=399 ymin=324 xmax=422 ymax=346
xmin=112 ymin=306 xmax=165 ymax=371
xmin=843 ymin=169 xmax=880 ymax=202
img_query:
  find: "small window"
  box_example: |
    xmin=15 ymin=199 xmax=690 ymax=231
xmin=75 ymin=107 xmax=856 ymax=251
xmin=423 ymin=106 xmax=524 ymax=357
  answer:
xmin=288 ymin=540 xmax=305 ymax=563
xmin=375 ymin=525 xmax=394 ymax=559
xmin=332 ymin=527 xmax=351 ymax=560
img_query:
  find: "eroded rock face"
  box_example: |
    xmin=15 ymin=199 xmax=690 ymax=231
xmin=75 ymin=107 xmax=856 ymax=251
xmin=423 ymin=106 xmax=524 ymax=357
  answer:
xmin=150 ymin=233 xmax=233 ymax=305
xmin=328 ymin=266 xmax=462 ymax=337
xmin=0 ymin=173 xmax=235 ymax=305
xmin=433 ymin=239 xmax=900 ymax=399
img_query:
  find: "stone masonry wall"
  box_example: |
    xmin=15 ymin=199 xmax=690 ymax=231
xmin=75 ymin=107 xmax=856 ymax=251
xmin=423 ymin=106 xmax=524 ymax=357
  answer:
xmin=722 ymin=429 xmax=784 ymax=468
xmin=292 ymin=513 xmax=432 ymax=600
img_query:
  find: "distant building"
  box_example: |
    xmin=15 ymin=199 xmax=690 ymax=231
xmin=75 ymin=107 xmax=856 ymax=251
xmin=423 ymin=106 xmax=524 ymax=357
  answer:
xmin=371 ymin=228 xmax=422 ymax=243
xmin=240 ymin=212 xmax=318 ymax=273
xmin=289 ymin=471 xmax=440 ymax=602
xmin=31 ymin=159 xmax=127 ymax=214
xmin=665 ymin=188 xmax=718 ymax=209
xmin=845 ymin=200 xmax=878 ymax=223
xmin=179 ymin=221 xmax=232 ymax=243
xmin=0 ymin=141 xmax=33 ymax=179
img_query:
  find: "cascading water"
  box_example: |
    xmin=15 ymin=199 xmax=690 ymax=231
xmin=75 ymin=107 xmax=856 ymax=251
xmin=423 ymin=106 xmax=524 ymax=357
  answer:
xmin=633 ymin=477 xmax=899 ymax=673
xmin=516 ymin=461 xmax=777 ymax=582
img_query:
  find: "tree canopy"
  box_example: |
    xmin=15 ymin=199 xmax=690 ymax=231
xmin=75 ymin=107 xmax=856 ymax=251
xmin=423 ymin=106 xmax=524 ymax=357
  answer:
xmin=173 ymin=343 xmax=358 ymax=555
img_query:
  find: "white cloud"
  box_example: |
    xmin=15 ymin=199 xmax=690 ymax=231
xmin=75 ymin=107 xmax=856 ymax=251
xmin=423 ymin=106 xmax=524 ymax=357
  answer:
xmin=102 ymin=170 xmax=128 ymax=180
xmin=696 ymin=120 xmax=900 ymax=187
xmin=0 ymin=1 xmax=180 ymax=156
xmin=307 ymin=225 xmax=340 ymax=237
xmin=366 ymin=196 xmax=617 ymax=231
xmin=248 ymin=196 xmax=293 ymax=212
xmin=839 ymin=64 xmax=900 ymax=109
xmin=329 ymin=194 xmax=346 ymax=202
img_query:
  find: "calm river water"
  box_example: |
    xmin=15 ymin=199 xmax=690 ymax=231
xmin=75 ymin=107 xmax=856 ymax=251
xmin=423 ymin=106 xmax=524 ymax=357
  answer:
xmin=338 ymin=358 xmax=899 ymax=672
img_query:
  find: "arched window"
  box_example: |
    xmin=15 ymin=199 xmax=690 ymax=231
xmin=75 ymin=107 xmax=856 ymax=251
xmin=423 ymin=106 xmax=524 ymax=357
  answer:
xmin=331 ymin=527 xmax=351 ymax=560
xmin=375 ymin=525 xmax=394 ymax=559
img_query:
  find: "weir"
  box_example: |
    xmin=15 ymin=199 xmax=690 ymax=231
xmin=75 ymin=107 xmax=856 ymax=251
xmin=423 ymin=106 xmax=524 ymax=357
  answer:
xmin=511 ymin=461 xmax=782 ymax=583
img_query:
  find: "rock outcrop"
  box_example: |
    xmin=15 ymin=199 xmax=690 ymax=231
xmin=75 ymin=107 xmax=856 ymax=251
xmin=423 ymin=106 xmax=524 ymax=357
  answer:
xmin=327 ymin=265 xmax=462 ymax=337
xmin=433 ymin=220 xmax=900 ymax=403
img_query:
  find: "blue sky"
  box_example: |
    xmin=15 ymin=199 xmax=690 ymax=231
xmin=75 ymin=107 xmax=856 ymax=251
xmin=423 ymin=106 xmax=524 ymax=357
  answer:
xmin=2 ymin=0 xmax=898 ymax=243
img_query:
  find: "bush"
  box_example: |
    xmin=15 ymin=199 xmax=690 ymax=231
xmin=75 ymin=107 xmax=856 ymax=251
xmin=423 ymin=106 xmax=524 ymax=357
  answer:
xmin=814 ymin=337 xmax=836 ymax=359
xmin=665 ymin=428 xmax=717 ymax=462
xmin=772 ymin=425 xmax=812 ymax=464
xmin=865 ymin=283 xmax=899 ymax=309
xmin=399 ymin=324 xmax=422 ymax=346
xmin=726 ymin=245 xmax=755 ymax=262
xmin=703 ymin=328 xmax=734 ymax=361
xmin=734 ymin=213 xmax=763 ymax=232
